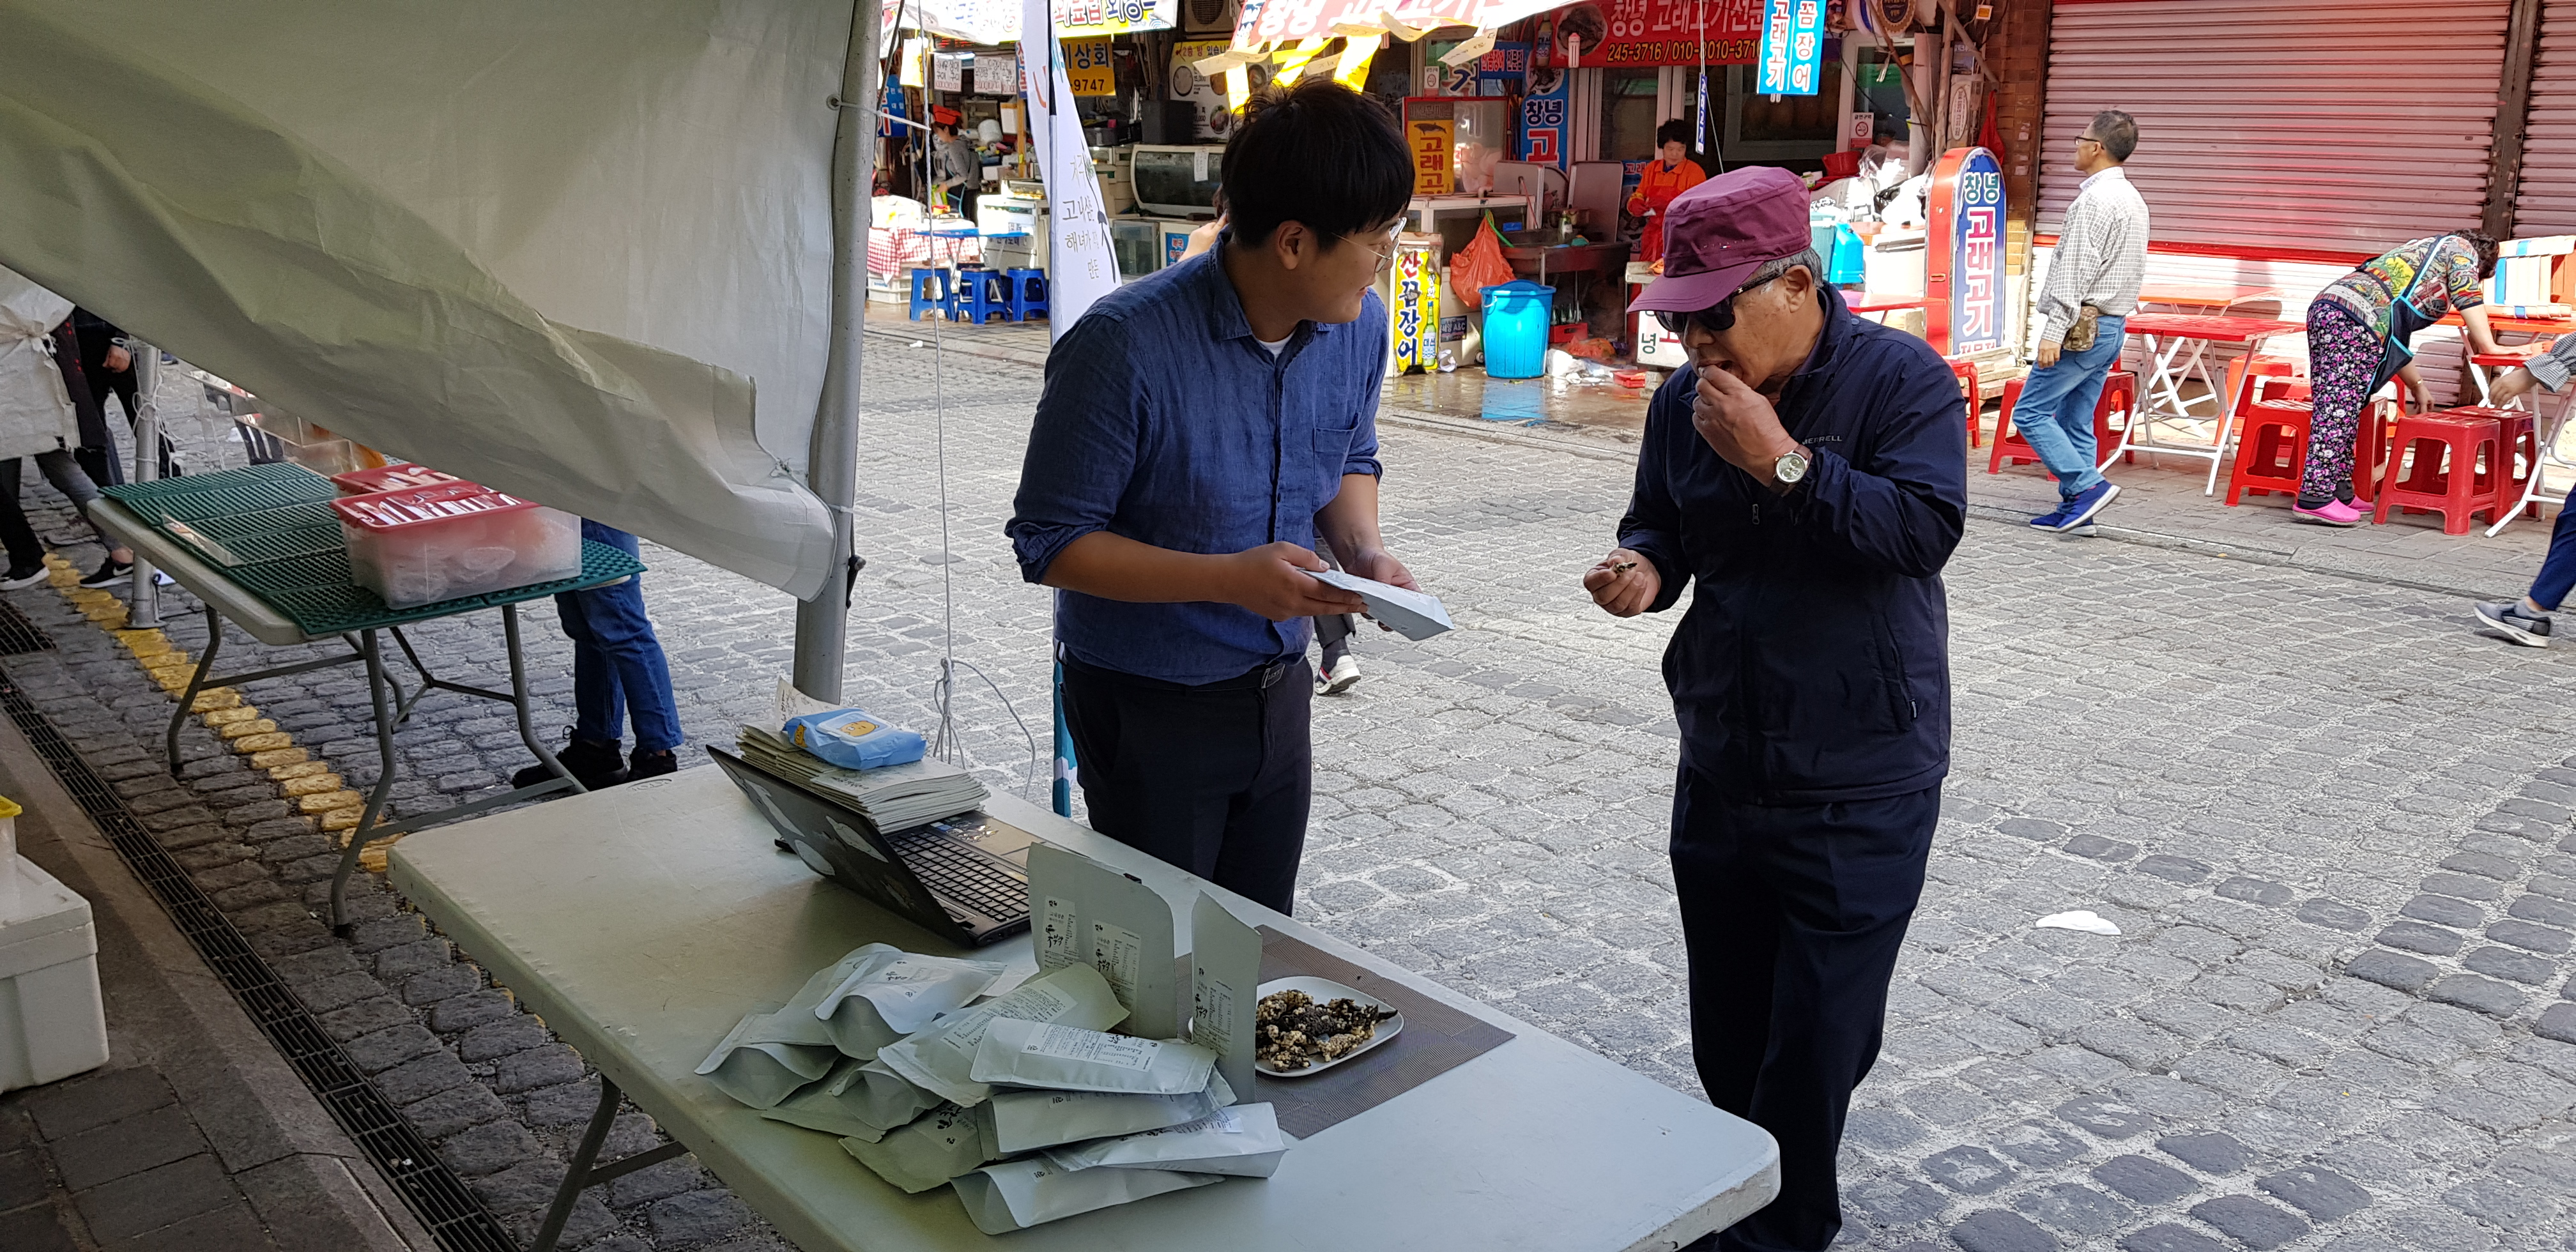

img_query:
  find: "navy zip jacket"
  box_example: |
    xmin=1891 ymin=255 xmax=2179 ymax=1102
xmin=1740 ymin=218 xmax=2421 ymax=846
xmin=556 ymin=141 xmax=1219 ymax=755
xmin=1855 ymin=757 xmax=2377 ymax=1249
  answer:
xmin=1617 ymin=285 xmax=1967 ymax=805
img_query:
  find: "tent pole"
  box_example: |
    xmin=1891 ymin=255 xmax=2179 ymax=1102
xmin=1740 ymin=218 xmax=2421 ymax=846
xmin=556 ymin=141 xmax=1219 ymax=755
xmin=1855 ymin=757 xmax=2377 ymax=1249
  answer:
xmin=126 ymin=343 xmax=162 ymax=627
xmin=793 ymin=0 xmax=885 ymax=703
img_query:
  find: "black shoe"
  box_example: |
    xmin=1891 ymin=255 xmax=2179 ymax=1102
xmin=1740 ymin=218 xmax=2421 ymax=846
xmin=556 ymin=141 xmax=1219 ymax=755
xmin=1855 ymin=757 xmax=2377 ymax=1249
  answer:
xmin=80 ymin=557 xmax=132 ymax=588
xmin=627 ymin=747 xmax=678 ymax=782
xmin=512 ymin=737 xmax=626 ymax=790
xmin=0 ymin=563 xmax=45 ymax=591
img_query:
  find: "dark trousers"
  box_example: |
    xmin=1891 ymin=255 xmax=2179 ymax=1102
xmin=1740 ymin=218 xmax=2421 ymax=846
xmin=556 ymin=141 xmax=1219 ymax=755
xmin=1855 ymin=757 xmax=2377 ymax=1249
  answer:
xmin=553 ymin=522 xmax=680 ymax=752
xmin=1058 ymin=653 xmax=1313 ymax=914
xmin=1315 ymin=613 xmax=1354 ymax=667
xmin=1671 ymin=769 xmax=1938 ymax=1252
xmin=2529 ymin=503 xmax=2576 ymax=611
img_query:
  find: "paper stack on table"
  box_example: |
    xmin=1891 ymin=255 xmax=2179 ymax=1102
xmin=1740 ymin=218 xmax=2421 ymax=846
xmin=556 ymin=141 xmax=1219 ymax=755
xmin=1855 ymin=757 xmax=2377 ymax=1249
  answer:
xmin=1306 ymin=569 xmax=1455 ymax=641
xmin=733 ymin=726 xmax=988 ymax=832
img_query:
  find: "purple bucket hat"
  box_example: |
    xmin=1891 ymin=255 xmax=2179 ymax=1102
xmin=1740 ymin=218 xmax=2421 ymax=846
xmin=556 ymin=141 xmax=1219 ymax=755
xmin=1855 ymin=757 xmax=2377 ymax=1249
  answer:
xmin=1629 ymin=166 xmax=1815 ymax=314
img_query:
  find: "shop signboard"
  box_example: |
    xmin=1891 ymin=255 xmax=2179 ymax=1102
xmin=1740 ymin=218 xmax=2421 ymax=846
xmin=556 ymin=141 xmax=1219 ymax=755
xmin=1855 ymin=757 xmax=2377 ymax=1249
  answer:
xmin=933 ymin=51 xmax=967 ymax=91
xmin=1170 ymin=39 xmax=1236 ymax=138
xmin=1411 ymin=119 xmax=1457 ymax=195
xmin=1054 ymin=0 xmax=1174 ymax=34
xmin=1754 ymin=0 xmax=1822 ymax=96
xmin=1591 ymin=0 xmax=1761 ymax=67
xmin=1392 ymin=245 xmax=1441 ymax=374
xmin=1065 ymin=36 xmax=1117 ymax=95
xmin=977 ymin=50 xmax=1020 ymax=94
xmin=1518 ymin=66 xmax=1570 ymax=168
xmin=1926 ymin=146 xmax=2005 ymax=356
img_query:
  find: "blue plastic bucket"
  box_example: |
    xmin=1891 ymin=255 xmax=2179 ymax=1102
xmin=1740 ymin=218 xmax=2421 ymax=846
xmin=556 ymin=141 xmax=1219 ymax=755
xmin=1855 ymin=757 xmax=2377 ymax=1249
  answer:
xmin=1480 ymin=280 xmax=1556 ymax=379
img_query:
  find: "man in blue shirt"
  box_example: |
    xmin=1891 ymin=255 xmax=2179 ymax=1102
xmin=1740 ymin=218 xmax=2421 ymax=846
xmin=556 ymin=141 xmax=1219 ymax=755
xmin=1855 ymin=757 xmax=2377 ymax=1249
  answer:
xmin=1006 ymin=80 xmax=1415 ymax=913
xmin=1584 ymin=168 xmax=1966 ymax=1252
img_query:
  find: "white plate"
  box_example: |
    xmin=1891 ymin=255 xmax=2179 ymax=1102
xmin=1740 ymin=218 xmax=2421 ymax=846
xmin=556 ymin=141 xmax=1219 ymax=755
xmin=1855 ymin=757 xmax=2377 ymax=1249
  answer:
xmin=1254 ymin=975 xmax=1404 ymax=1078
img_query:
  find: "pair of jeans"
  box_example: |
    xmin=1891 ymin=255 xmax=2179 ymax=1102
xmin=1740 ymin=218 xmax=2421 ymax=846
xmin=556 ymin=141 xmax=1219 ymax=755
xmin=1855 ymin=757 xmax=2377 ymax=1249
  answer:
xmin=0 ymin=450 xmax=112 ymax=570
xmin=1671 ymin=770 xmax=1938 ymax=1252
xmin=2011 ymin=314 xmax=2126 ymax=500
xmin=553 ymin=522 xmax=680 ymax=752
xmin=1057 ymin=652 xmax=1313 ymax=915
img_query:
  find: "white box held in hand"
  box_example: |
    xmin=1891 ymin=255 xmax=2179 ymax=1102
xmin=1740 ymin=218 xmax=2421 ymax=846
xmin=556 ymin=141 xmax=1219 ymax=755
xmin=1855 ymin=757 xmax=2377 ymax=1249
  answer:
xmin=0 ymin=796 xmax=110 ymax=1094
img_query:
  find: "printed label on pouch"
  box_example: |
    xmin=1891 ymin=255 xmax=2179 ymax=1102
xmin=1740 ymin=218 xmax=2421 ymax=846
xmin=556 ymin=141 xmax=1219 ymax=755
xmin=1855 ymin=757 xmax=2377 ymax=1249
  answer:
xmin=1022 ymin=1023 xmax=1158 ymax=1071
xmin=1039 ymin=896 xmax=1081 ymax=970
xmin=1191 ymin=974 xmax=1235 ymax=1052
xmin=1092 ymin=921 xmax=1144 ymax=1006
xmin=944 ymin=982 xmax=1077 ymax=1053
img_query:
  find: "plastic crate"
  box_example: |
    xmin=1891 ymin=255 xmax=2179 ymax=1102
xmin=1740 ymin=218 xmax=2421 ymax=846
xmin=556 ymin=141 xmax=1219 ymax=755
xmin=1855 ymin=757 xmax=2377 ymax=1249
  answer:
xmin=331 ymin=483 xmax=581 ymax=609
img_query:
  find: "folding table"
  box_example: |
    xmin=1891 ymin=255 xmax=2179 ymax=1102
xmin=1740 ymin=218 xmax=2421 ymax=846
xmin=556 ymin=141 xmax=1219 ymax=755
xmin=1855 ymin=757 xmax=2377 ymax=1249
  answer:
xmin=388 ymin=770 xmax=1782 ymax=1252
xmin=2115 ymin=312 xmax=2306 ymax=494
xmin=2136 ymin=283 xmax=2281 ymax=314
xmin=89 ymin=464 xmax=645 ymax=929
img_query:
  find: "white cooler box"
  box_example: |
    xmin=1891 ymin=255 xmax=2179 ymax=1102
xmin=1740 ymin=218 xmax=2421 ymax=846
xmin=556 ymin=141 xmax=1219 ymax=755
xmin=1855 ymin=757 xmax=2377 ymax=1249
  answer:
xmin=0 ymin=798 xmax=109 ymax=1092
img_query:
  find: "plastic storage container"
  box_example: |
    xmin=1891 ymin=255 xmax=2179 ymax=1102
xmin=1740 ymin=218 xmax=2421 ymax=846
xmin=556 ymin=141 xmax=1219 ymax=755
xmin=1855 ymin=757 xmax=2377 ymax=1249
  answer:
xmin=331 ymin=462 xmax=463 ymax=496
xmin=1480 ymin=280 xmax=1556 ymax=379
xmin=0 ymin=797 xmax=109 ymax=1095
xmin=330 ymin=482 xmax=581 ymax=608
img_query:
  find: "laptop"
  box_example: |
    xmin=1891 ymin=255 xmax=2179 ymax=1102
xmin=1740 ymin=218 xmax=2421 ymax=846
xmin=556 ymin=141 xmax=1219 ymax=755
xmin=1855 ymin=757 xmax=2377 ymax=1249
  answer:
xmin=708 ymin=746 xmax=1035 ymax=946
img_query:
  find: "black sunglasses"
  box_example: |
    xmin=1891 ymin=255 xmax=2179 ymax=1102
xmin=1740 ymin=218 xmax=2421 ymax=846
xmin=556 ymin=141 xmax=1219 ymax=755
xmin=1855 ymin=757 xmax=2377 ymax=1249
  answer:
xmin=1652 ymin=275 xmax=1779 ymax=337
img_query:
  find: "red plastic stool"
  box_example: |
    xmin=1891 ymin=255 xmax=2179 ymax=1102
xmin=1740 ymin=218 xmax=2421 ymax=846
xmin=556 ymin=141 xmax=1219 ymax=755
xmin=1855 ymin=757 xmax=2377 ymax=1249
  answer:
xmin=1989 ymin=370 xmax=2135 ymax=474
xmin=2442 ymin=406 xmax=2540 ymax=520
xmin=1949 ymin=359 xmax=1982 ymax=448
xmin=2227 ymin=355 xmax=2301 ymax=416
xmin=2374 ymin=410 xmax=2505 ymax=535
xmin=2224 ymin=399 xmax=2314 ymax=505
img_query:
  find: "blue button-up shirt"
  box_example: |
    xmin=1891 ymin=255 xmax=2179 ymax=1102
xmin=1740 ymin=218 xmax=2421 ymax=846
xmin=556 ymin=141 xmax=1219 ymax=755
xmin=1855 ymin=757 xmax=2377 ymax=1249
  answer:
xmin=1007 ymin=249 xmax=1386 ymax=685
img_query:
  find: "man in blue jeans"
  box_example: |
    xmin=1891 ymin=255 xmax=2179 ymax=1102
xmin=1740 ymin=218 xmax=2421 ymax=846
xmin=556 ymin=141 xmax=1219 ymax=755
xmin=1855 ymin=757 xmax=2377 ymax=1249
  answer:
xmin=2018 ymin=109 xmax=2147 ymax=533
xmin=512 ymin=521 xmax=682 ymax=790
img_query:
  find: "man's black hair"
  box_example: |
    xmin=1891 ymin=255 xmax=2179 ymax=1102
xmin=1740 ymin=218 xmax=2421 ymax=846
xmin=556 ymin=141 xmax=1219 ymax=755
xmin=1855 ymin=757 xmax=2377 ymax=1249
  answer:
xmin=1655 ymin=118 xmax=1692 ymax=149
xmin=2089 ymin=110 xmax=2138 ymax=164
xmin=1221 ymin=79 xmax=1411 ymax=250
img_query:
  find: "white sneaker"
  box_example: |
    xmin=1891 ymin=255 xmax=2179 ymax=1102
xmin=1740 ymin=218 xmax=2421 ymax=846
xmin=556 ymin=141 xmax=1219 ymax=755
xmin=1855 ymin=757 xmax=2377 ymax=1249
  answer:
xmin=1320 ymin=655 xmax=1361 ymax=695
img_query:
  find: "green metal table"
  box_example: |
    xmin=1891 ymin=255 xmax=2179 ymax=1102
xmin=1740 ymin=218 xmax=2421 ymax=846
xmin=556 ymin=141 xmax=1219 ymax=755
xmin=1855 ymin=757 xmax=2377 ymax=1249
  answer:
xmin=93 ymin=464 xmax=645 ymax=929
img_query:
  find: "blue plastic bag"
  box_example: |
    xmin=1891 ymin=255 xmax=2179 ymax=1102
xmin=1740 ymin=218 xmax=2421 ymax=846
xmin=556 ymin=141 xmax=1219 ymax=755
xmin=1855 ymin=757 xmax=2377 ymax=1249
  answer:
xmin=784 ymin=709 xmax=927 ymax=770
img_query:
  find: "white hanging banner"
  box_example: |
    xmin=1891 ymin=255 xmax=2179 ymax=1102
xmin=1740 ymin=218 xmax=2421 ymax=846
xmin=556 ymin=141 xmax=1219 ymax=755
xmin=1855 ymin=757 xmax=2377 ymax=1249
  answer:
xmin=1022 ymin=0 xmax=1119 ymax=338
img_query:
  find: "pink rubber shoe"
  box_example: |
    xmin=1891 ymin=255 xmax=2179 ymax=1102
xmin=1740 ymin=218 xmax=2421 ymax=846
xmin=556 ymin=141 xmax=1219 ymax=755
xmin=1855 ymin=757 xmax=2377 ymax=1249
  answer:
xmin=2290 ymin=498 xmax=2367 ymax=527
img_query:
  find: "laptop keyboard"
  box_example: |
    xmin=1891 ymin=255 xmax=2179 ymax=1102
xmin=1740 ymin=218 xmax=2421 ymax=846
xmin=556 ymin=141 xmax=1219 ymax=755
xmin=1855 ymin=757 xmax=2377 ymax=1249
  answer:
xmin=887 ymin=830 xmax=1029 ymax=920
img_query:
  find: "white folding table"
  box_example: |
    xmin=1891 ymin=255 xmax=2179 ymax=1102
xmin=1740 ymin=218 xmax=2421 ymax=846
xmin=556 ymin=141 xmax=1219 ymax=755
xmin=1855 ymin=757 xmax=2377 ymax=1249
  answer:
xmin=386 ymin=768 xmax=1781 ymax=1252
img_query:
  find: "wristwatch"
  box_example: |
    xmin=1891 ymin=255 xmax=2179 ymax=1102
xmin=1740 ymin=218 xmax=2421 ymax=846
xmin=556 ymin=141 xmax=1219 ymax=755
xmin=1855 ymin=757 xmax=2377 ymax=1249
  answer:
xmin=1771 ymin=448 xmax=1811 ymax=489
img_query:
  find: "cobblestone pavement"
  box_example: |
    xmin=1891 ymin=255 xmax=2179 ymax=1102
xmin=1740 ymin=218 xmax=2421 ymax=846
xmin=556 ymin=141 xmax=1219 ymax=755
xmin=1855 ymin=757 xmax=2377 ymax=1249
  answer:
xmin=10 ymin=339 xmax=2576 ymax=1251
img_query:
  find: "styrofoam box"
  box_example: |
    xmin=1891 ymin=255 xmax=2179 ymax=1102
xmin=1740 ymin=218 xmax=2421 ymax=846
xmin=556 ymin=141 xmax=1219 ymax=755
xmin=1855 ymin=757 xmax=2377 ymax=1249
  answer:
xmin=330 ymin=483 xmax=582 ymax=609
xmin=0 ymin=853 xmax=109 ymax=1094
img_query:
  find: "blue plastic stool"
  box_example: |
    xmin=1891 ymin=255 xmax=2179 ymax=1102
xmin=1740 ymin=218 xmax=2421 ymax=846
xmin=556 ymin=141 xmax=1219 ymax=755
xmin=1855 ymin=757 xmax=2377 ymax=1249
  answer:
xmin=1004 ymin=269 xmax=1050 ymax=322
xmin=908 ymin=268 xmax=956 ymax=321
xmin=954 ymin=268 xmax=1010 ymax=324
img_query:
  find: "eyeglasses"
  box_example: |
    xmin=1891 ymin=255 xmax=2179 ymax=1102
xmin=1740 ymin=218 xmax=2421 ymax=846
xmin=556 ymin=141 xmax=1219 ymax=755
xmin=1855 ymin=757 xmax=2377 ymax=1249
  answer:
xmin=1344 ymin=222 xmax=1404 ymax=273
xmin=2076 ymin=135 xmax=2103 ymax=148
xmin=1653 ymin=276 xmax=1780 ymax=337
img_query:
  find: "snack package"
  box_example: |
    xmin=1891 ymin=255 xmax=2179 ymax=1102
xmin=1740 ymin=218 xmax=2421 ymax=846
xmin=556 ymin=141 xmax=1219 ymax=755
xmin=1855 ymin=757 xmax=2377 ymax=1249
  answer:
xmin=816 ymin=949 xmax=1008 ymax=1059
xmin=759 ymin=1058 xmax=899 ymax=1141
xmin=877 ymin=964 xmax=1126 ymax=1106
xmin=840 ymin=1103 xmax=995 ymax=1193
xmin=951 ymin=1159 xmax=1223 ymax=1234
xmin=693 ymin=948 xmax=891 ymax=1108
xmin=969 ymin=1020 xmax=1216 ymax=1096
xmin=1190 ymin=892 xmax=1262 ymax=1100
xmin=1028 ymin=844 xmax=1183 ymax=1039
xmin=850 ymin=1058 xmax=945 ymax=1133
xmin=1041 ymin=1103 xmax=1287 ymax=1178
xmin=987 ymin=1073 xmax=1236 ymax=1154
xmin=693 ymin=1009 xmax=838 ymax=1109
xmin=785 ymin=709 xmax=926 ymax=770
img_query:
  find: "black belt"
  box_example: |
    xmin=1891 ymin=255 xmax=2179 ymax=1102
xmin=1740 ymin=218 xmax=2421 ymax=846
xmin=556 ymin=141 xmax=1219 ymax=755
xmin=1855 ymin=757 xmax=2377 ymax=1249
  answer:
xmin=1059 ymin=650 xmax=1298 ymax=692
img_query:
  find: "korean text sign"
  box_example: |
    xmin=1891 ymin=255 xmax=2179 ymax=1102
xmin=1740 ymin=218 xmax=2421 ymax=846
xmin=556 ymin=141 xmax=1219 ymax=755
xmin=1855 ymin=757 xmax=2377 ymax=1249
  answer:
xmin=1755 ymin=0 xmax=1823 ymax=96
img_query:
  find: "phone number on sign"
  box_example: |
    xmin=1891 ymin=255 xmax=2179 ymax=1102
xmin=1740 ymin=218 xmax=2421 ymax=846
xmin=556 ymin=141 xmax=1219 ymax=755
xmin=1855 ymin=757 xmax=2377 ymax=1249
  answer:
xmin=1594 ymin=38 xmax=1757 ymax=65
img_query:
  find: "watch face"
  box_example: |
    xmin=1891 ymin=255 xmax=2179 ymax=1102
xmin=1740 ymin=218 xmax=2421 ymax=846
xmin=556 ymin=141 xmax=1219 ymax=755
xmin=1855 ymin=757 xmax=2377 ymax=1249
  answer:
xmin=1777 ymin=452 xmax=1810 ymax=482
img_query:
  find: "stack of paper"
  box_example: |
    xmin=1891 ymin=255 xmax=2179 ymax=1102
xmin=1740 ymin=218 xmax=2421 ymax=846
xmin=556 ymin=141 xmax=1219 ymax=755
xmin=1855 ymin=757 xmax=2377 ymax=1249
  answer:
xmin=736 ymin=726 xmax=988 ymax=832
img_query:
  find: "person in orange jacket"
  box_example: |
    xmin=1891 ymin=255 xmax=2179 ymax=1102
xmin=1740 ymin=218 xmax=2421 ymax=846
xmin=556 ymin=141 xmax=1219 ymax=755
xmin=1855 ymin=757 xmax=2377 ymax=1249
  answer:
xmin=1628 ymin=119 xmax=1708 ymax=268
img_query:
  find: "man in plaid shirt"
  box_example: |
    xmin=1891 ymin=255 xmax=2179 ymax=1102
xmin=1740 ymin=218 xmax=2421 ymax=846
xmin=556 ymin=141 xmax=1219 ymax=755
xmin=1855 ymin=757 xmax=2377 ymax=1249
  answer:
xmin=2020 ymin=110 xmax=2147 ymax=534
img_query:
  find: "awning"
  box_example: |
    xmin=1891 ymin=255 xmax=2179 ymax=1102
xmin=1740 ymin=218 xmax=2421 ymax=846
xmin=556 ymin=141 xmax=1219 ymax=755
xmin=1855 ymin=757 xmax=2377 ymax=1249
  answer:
xmin=1207 ymin=0 xmax=1561 ymax=72
xmin=0 ymin=1 xmax=850 ymax=598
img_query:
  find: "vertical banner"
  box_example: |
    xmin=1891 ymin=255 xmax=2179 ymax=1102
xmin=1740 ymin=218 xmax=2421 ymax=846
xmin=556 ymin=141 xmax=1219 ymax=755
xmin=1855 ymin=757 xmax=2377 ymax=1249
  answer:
xmin=1023 ymin=0 xmax=1120 ymax=336
xmin=1754 ymin=0 xmax=1823 ymax=95
xmin=1926 ymin=146 xmax=2004 ymax=356
xmin=1519 ymin=68 xmax=1571 ymax=168
xmin=1410 ymin=119 xmax=1456 ymax=195
xmin=1392 ymin=244 xmax=1441 ymax=374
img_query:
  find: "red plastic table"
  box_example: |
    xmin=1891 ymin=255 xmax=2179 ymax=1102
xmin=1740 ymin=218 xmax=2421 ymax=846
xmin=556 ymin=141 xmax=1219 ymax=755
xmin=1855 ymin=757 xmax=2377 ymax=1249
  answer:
xmin=2137 ymin=283 xmax=2281 ymax=314
xmin=2118 ymin=312 xmax=2306 ymax=494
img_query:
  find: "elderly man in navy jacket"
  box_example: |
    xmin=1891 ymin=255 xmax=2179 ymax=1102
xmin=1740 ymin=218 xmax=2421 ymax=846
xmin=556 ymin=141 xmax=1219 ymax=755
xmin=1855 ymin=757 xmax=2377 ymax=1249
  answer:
xmin=1584 ymin=167 xmax=1966 ymax=1252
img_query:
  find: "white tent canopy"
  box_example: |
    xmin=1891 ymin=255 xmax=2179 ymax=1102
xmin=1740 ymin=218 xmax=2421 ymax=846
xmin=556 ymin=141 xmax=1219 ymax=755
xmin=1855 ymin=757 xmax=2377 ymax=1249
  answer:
xmin=0 ymin=0 xmax=856 ymax=599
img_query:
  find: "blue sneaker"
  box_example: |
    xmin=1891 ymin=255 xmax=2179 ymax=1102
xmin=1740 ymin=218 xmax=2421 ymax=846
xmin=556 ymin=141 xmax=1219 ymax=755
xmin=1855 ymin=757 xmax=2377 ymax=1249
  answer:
xmin=2027 ymin=501 xmax=2073 ymax=530
xmin=2052 ymin=481 xmax=2120 ymax=531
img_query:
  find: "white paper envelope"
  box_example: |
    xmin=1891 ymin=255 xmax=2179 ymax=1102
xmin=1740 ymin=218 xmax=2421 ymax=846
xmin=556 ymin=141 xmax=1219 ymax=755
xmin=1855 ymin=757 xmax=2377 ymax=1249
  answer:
xmin=1306 ymin=569 xmax=1455 ymax=641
